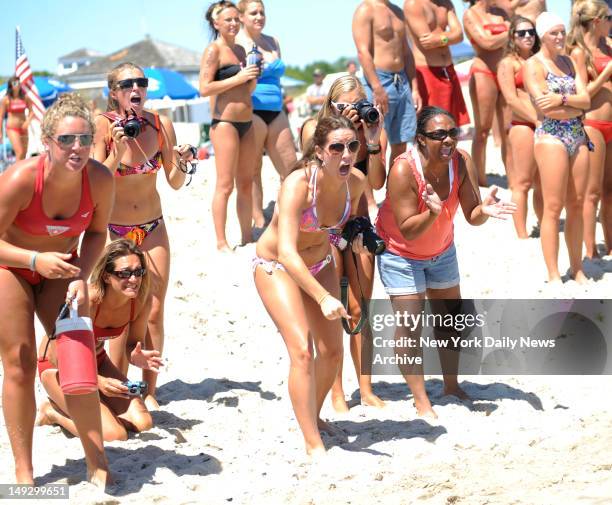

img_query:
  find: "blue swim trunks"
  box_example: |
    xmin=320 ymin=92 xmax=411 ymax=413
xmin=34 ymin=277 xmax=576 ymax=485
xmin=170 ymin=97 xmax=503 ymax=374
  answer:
xmin=363 ymin=69 xmax=416 ymax=145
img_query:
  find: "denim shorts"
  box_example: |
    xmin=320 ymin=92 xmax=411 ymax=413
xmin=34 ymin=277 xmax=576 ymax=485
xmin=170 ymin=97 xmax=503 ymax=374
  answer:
xmin=376 ymin=243 xmax=460 ymax=295
xmin=363 ymin=69 xmax=416 ymax=145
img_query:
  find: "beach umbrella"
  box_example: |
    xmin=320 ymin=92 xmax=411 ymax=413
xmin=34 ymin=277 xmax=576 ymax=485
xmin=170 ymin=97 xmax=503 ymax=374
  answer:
xmin=0 ymin=77 xmax=72 ymax=106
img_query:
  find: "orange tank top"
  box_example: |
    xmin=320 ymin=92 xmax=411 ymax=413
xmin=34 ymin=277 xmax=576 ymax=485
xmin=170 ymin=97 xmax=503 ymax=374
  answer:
xmin=376 ymin=147 xmax=460 ymax=260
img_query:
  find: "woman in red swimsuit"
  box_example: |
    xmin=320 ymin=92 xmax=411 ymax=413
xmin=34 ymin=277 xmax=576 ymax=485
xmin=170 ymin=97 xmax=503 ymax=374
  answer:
xmin=37 ymin=239 xmax=161 ymax=441
xmin=463 ymin=0 xmax=510 ymax=186
xmin=0 ymin=76 xmax=34 ymax=161
xmin=0 ymin=94 xmax=114 ymax=486
xmin=498 ymin=16 xmax=543 ymax=238
xmin=199 ymin=0 xmax=259 ymax=251
xmin=254 ymin=116 xmax=368 ymax=456
xmin=93 ymin=62 xmax=194 ymax=410
xmin=567 ymin=0 xmax=612 ymax=257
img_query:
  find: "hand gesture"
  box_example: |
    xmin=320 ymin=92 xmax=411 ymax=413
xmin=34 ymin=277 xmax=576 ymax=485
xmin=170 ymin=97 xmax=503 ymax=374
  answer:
xmin=338 ymin=103 xmax=361 ymax=127
xmin=373 ymin=86 xmax=389 ymax=115
xmin=98 ymin=376 xmax=130 ymax=399
xmin=238 ymin=64 xmax=260 ymax=83
xmin=35 ymin=252 xmax=81 ymax=280
xmin=130 ymin=341 xmax=163 ymax=372
xmin=419 ymin=33 xmax=440 ymax=50
xmin=319 ymin=294 xmax=350 ymax=320
xmin=174 ymin=144 xmax=196 ymax=162
xmin=422 ymin=183 xmax=443 ymax=215
xmin=481 ymin=186 xmax=517 ymax=219
xmin=361 ymin=107 xmax=384 ymax=145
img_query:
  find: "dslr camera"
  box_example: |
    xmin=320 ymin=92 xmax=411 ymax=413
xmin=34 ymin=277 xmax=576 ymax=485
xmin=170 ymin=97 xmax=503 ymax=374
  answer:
xmin=123 ymin=380 xmax=148 ymax=396
xmin=341 ymin=216 xmax=386 ymax=255
xmin=118 ymin=114 xmax=142 ymax=138
xmin=354 ymin=99 xmax=380 ymax=124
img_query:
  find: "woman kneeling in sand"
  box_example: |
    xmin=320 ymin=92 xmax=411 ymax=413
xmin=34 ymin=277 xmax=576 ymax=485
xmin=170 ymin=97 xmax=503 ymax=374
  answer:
xmin=37 ymin=239 xmax=161 ymax=441
xmin=253 ymin=116 xmax=368 ymax=456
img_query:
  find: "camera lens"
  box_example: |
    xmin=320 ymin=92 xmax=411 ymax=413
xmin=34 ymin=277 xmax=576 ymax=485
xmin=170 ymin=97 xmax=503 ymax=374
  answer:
xmin=123 ymin=119 xmax=141 ymax=138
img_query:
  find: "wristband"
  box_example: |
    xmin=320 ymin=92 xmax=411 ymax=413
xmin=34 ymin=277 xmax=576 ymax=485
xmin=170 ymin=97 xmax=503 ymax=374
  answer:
xmin=29 ymin=251 xmax=39 ymax=272
xmin=367 ymin=143 xmax=381 ymax=154
xmin=440 ymin=35 xmax=449 ymax=46
xmin=317 ymin=292 xmax=331 ymax=305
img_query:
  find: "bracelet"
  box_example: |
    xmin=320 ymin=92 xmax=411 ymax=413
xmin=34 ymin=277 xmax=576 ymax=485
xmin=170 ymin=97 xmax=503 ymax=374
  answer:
xmin=29 ymin=251 xmax=39 ymax=272
xmin=317 ymin=292 xmax=331 ymax=305
xmin=367 ymin=145 xmax=381 ymax=155
xmin=440 ymin=35 xmax=449 ymax=46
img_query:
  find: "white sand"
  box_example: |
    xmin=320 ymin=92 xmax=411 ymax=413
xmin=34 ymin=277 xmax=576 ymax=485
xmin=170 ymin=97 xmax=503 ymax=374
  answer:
xmin=1 ymin=139 xmax=612 ymax=505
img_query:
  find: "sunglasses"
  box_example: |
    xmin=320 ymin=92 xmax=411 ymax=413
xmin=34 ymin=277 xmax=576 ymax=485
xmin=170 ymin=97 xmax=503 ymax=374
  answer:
xmin=53 ymin=134 xmax=94 ymax=148
xmin=327 ymin=140 xmax=360 ymax=154
xmin=603 ymin=15 xmax=612 ymax=21
xmin=421 ymin=128 xmax=460 ymax=141
xmin=330 ymin=101 xmax=355 ymax=112
xmin=108 ymin=267 xmax=146 ymax=279
xmin=116 ymin=78 xmax=149 ymax=90
xmin=515 ymin=28 xmax=536 ymax=38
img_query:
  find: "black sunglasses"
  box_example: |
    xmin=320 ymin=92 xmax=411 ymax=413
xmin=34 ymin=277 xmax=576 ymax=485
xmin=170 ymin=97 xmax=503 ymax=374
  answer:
xmin=327 ymin=140 xmax=361 ymax=154
xmin=116 ymin=78 xmax=149 ymax=90
xmin=53 ymin=134 xmax=94 ymax=147
xmin=421 ymin=128 xmax=460 ymax=141
xmin=515 ymin=28 xmax=536 ymax=38
xmin=108 ymin=267 xmax=146 ymax=279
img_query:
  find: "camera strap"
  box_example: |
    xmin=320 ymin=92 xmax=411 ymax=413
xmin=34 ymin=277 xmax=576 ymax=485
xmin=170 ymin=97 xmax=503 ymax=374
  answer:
xmin=340 ymin=250 xmax=369 ymax=335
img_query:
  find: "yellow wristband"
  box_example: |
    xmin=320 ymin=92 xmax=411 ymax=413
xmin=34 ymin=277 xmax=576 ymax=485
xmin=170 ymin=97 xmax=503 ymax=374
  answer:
xmin=440 ymin=35 xmax=449 ymax=46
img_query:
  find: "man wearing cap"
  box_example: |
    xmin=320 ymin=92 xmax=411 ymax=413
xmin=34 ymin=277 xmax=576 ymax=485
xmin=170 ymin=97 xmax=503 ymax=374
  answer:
xmin=306 ymin=69 xmax=326 ymax=115
xmin=353 ymin=0 xmax=422 ymax=163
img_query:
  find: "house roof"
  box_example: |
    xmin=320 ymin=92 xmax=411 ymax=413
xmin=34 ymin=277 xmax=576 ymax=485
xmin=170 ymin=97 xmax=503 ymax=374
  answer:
xmin=65 ymin=37 xmax=201 ymax=78
xmin=58 ymin=48 xmax=103 ymax=61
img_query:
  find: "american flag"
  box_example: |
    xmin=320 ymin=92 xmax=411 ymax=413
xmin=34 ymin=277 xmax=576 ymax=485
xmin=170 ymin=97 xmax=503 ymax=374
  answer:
xmin=15 ymin=26 xmax=44 ymax=122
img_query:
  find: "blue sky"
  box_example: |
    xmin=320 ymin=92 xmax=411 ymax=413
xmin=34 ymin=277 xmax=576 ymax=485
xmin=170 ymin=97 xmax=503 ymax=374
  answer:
xmin=1 ymin=0 xmax=571 ymax=76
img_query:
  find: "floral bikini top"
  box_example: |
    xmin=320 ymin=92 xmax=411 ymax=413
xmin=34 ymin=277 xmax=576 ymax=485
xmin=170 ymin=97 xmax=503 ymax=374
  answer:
xmin=103 ymin=112 xmax=164 ymax=177
xmin=539 ymin=55 xmax=577 ymax=96
xmin=299 ymin=165 xmax=351 ymax=232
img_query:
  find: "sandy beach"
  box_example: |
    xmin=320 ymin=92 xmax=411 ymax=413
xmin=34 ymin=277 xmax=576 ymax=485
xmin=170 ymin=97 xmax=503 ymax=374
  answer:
xmin=1 ymin=136 xmax=612 ymax=505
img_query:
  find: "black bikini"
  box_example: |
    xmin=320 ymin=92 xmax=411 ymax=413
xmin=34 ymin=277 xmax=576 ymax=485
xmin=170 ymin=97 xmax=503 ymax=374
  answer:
xmin=254 ymin=110 xmax=281 ymax=125
xmin=213 ymin=64 xmax=253 ymax=139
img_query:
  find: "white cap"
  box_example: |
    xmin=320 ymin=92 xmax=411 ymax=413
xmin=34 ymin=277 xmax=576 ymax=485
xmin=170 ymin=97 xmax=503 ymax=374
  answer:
xmin=535 ymin=12 xmax=565 ymax=38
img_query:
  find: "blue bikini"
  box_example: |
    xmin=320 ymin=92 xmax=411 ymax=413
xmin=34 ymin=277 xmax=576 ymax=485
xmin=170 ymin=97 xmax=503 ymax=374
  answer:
xmin=253 ymin=59 xmax=285 ymax=125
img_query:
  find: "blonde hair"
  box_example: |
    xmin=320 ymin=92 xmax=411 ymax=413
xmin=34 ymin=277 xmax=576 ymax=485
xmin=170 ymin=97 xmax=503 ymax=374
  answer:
xmin=317 ymin=75 xmax=367 ymax=122
xmin=237 ymin=0 xmax=264 ymax=13
xmin=567 ymin=0 xmax=609 ymax=79
xmin=106 ymin=62 xmax=144 ymax=112
xmin=89 ymin=239 xmax=150 ymax=306
xmin=41 ymin=93 xmax=94 ymax=140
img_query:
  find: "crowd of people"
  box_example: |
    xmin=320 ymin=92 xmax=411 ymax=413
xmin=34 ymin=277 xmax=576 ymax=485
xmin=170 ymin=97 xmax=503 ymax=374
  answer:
xmin=0 ymin=0 xmax=610 ymax=487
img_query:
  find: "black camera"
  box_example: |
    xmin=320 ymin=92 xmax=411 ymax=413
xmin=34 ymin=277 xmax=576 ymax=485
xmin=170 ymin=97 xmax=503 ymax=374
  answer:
xmin=119 ymin=116 xmax=142 ymax=138
xmin=342 ymin=216 xmax=386 ymax=255
xmin=354 ymin=99 xmax=380 ymax=124
xmin=123 ymin=380 xmax=148 ymax=396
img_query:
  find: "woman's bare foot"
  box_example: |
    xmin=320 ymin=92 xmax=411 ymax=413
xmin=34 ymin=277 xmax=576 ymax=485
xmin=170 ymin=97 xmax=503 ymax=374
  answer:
xmin=15 ymin=469 xmax=35 ymax=485
xmin=413 ymin=398 xmax=438 ymax=419
xmin=331 ymin=394 xmax=349 ymax=413
xmin=87 ymin=467 xmax=114 ymax=489
xmin=144 ymin=395 xmax=160 ymax=411
xmin=216 ymin=242 xmax=233 ymax=253
xmin=570 ymin=270 xmax=589 ymax=285
xmin=35 ymin=401 xmax=56 ymax=427
xmin=306 ymin=446 xmax=327 ymax=461
xmin=361 ymin=392 xmax=386 ymax=408
xmin=443 ymin=384 xmax=470 ymax=400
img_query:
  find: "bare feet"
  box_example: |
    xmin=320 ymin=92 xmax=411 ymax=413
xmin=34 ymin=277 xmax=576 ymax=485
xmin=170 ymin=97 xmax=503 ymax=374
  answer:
xmin=413 ymin=398 xmax=438 ymax=419
xmin=15 ymin=470 xmax=35 ymax=485
xmin=443 ymin=384 xmax=470 ymax=400
xmin=216 ymin=242 xmax=233 ymax=253
xmin=144 ymin=394 xmax=160 ymax=411
xmin=35 ymin=401 xmax=55 ymax=427
xmin=87 ymin=467 xmax=114 ymax=489
xmin=306 ymin=446 xmax=327 ymax=461
xmin=570 ymin=270 xmax=589 ymax=285
xmin=361 ymin=392 xmax=386 ymax=408
xmin=331 ymin=394 xmax=349 ymax=414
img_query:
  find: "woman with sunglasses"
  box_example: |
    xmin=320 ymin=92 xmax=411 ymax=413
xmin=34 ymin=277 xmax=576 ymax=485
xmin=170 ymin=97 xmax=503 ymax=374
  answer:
xmin=254 ymin=115 xmax=368 ymax=456
xmin=376 ymin=106 xmax=516 ymax=418
xmin=463 ymin=0 xmax=510 ymax=186
xmin=498 ymin=16 xmax=543 ymax=238
xmin=37 ymin=239 xmax=160 ymax=442
xmin=236 ymin=0 xmax=297 ymax=228
xmin=0 ymin=76 xmax=35 ymax=161
xmin=200 ymin=0 xmax=259 ymax=251
xmin=567 ymin=0 xmax=612 ymax=258
xmin=93 ymin=62 xmax=194 ymax=410
xmin=301 ymin=75 xmax=386 ymax=413
xmin=524 ymin=12 xmax=591 ymax=283
xmin=0 ymin=93 xmax=114 ymax=485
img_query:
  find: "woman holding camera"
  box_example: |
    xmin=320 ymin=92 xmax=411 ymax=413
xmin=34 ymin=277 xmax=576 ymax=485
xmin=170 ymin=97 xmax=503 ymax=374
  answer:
xmin=301 ymin=75 xmax=386 ymax=412
xmin=376 ymin=106 xmax=516 ymax=418
xmin=0 ymin=76 xmax=35 ymax=161
xmin=37 ymin=239 xmax=160 ymax=442
xmin=200 ymin=0 xmax=259 ymax=250
xmin=93 ymin=62 xmax=195 ymax=409
xmin=254 ymin=116 xmax=368 ymax=456
xmin=0 ymin=93 xmax=113 ymax=486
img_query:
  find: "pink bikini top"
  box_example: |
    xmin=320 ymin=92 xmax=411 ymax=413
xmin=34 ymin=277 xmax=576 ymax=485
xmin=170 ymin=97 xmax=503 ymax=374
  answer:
xmin=13 ymin=154 xmax=94 ymax=237
xmin=299 ymin=165 xmax=351 ymax=232
xmin=93 ymin=298 xmax=136 ymax=342
xmin=102 ymin=112 xmax=164 ymax=177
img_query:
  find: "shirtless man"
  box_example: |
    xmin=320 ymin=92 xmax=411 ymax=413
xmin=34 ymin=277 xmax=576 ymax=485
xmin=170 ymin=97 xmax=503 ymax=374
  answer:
xmin=496 ymin=0 xmax=547 ymax=21
xmin=353 ymin=0 xmax=422 ymax=164
xmin=404 ymin=0 xmax=470 ymax=126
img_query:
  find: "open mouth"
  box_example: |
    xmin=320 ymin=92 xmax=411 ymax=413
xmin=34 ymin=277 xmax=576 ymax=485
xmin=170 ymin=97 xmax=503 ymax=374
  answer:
xmin=130 ymin=95 xmax=142 ymax=105
xmin=68 ymin=154 xmax=82 ymax=163
xmin=440 ymin=145 xmax=453 ymax=157
xmin=339 ymin=163 xmax=351 ymax=176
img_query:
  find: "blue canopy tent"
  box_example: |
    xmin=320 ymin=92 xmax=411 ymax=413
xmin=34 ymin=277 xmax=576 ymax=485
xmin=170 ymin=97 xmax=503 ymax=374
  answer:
xmin=0 ymin=77 xmax=72 ymax=107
